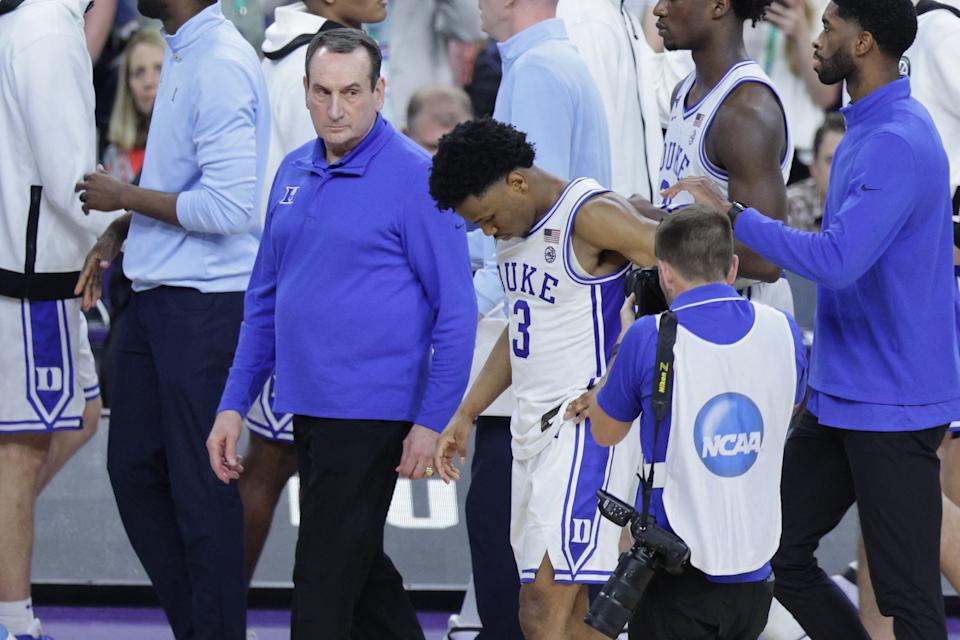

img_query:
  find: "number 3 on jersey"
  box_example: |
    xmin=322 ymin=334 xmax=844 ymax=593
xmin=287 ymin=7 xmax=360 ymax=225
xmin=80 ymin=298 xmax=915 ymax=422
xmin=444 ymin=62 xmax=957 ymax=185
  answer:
xmin=513 ymin=300 xmax=531 ymax=358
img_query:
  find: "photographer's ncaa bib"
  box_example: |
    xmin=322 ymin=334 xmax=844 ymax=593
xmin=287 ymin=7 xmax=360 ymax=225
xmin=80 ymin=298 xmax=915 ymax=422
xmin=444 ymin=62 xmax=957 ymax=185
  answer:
xmin=659 ymin=301 xmax=796 ymax=576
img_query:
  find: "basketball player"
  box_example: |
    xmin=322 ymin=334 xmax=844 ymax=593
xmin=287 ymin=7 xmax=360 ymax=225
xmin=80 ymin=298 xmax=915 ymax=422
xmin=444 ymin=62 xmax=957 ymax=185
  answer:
xmin=430 ymin=118 xmax=655 ymax=640
xmin=632 ymin=0 xmax=794 ymax=311
xmin=0 ymin=0 xmax=104 ymax=637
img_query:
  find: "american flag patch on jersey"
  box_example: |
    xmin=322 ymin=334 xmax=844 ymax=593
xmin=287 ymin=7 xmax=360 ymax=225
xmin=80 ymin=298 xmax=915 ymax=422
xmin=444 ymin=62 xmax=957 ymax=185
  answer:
xmin=544 ymin=228 xmax=560 ymax=244
xmin=694 ymin=113 xmax=705 ymax=127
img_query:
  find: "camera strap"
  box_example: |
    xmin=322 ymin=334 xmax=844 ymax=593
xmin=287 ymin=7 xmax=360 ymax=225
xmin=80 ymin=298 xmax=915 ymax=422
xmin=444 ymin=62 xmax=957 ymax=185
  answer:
xmin=640 ymin=310 xmax=678 ymax=528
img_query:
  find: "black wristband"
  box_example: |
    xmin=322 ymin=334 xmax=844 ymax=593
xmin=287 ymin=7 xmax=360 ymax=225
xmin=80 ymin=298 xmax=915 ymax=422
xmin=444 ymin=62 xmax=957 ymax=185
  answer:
xmin=727 ymin=201 xmax=746 ymax=228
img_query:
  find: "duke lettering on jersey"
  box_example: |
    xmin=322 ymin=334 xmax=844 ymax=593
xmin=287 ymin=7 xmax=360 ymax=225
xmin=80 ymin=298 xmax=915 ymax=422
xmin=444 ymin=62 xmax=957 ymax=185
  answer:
xmin=497 ymin=178 xmax=629 ymax=460
xmin=35 ymin=367 xmax=64 ymax=392
xmin=498 ymin=261 xmax=560 ymax=305
xmin=657 ymin=60 xmax=793 ymax=210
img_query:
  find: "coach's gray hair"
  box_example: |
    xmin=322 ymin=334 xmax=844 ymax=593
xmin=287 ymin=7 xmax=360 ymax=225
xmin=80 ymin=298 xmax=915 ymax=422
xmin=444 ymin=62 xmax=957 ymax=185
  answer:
xmin=304 ymin=28 xmax=382 ymax=89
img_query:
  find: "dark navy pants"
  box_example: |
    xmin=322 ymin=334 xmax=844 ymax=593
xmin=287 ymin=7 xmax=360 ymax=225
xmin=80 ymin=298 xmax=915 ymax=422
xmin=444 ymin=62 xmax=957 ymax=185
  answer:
xmin=107 ymin=287 xmax=245 ymax=639
xmin=466 ymin=416 xmax=523 ymax=639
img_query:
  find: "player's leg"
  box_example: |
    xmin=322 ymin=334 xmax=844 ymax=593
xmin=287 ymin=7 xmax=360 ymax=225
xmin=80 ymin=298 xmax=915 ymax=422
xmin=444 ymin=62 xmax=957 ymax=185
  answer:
xmin=771 ymin=411 xmax=868 ymax=639
xmin=35 ymin=398 xmax=100 ymax=495
xmin=942 ymin=434 xmax=960 ymax=590
xmin=519 ymin=555 xmax=596 ymax=640
xmin=238 ymin=432 xmax=298 ymax=584
xmin=0 ymin=298 xmax=84 ymax=637
xmin=850 ymin=426 xmax=947 ymax=640
xmin=0 ymin=433 xmax=50 ymax=637
xmin=36 ymin=318 xmax=101 ymax=495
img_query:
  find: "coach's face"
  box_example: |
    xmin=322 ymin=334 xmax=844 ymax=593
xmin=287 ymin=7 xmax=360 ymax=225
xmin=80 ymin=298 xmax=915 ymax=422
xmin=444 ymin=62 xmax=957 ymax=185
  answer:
xmin=455 ymin=172 xmax=536 ymax=241
xmin=653 ymin=0 xmax=715 ymax=51
xmin=304 ymin=47 xmax=385 ymax=159
xmin=813 ymin=3 xmax=857 ymax=85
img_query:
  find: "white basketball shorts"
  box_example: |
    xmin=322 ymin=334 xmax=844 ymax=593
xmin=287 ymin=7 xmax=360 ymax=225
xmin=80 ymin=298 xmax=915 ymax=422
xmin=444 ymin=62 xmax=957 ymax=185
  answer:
xmin=511 ymin=415 xmax=640 ymax=584
xmin=0 ymin=296 xmax=94 ymax=432
xmin=244 ymin=373 xmax=293 ymax=443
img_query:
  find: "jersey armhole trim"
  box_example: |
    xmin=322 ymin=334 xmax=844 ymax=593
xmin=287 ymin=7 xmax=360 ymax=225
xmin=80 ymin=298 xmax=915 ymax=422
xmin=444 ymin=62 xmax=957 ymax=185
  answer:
xmin=698 ymin=78 xmax=792 ymax=182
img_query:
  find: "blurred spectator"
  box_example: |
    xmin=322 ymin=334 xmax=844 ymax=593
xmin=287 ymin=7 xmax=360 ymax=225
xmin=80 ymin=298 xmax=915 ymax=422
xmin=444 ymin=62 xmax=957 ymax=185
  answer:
xmin=786 ymin=112 xmax=844 ymax=232
xmin=386 ymin=0 xmax=484 ymax=126
xmin=84 ymin=0 xmax=118 ymax=62
xmin=242 ymin=0 xmax=387 ymax=586
xmin=102 ymin=28 xmax=164 ymax=183
xmin=220 ymin=0 xmax=265 ymax=52
xmin=98 ymin=28 xmax=164 ymax=407
xmin=744 ymin=0 xmax=839 ymax=177
xmin=403 ymin=83 xmax=472 ymax=154
xmin=465 ymin=39 xmax=501 ymax=117
xmin=90 ymin=0 xmax=141 ymax=151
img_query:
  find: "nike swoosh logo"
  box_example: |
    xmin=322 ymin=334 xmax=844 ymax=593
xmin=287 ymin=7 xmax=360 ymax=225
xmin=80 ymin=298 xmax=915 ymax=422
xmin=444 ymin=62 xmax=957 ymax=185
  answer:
xmin=860 ymin=185 xmax=881 ymax=192
xmin=454 ymin=223 xmax=464 ymax=229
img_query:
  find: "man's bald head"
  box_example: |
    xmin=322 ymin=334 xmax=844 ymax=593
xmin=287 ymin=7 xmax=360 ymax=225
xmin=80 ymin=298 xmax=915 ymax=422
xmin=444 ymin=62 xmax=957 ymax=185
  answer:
xmin=404 ymin=84 xmax=473 ymax=155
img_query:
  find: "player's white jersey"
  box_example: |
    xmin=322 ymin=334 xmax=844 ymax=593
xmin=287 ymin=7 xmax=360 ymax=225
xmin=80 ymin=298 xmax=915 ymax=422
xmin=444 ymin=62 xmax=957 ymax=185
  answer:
xmin=496 ymin=178 xmax=629 ymax=459
xmin=657 ymin=59 xmax=793 ymax=211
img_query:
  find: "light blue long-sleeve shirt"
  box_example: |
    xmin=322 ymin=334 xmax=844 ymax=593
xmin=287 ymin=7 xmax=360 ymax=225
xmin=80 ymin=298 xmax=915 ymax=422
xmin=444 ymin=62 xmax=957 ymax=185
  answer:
xmin=473 ymin=18 xmax=611 ymax=314
xmin=735 ymin=78 xmax=960 ymax=431
xmin=123 ymin=3 xmax=270 ymax=293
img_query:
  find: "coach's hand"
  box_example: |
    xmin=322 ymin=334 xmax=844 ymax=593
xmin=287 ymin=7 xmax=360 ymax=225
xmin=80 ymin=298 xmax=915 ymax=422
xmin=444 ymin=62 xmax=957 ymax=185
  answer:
xmin=661 ymin=178 xmax=731 ymax=215
xmin=208 ymin=410 xmax=245 ymax=484
xmin=397 ymin=424 xmax=439 ymax=481
xmin=75 ymin=165 xmax=128 ymax=214
xmin=434 ymin=410 xmax=474 ymax=483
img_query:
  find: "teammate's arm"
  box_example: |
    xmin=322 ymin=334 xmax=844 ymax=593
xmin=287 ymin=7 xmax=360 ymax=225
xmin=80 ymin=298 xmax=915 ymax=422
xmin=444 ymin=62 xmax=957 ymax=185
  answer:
xmin=708 ymin=82 xmax=789 ymax=283
xmin=434 ymin=328 xmax=512 ymax=483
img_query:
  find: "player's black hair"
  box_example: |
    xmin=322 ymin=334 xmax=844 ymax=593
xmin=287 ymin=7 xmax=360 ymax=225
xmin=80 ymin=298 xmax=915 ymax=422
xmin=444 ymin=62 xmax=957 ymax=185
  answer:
xmin=429 ymin=117 xmax=536 ymax=211
xmin=832 ymin=0 xmax=917 ymax=59
xmin=655 ymin=206 xmax=734 ymax=283
xmin=731 ymin=0 xmax=774 ymax=26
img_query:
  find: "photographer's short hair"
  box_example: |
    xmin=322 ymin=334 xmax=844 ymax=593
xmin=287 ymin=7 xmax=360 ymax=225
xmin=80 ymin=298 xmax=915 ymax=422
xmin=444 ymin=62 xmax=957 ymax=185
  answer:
xmin=304 ymin=28 xmax=382 ymax=89
xmin=655 ymin=207 xmax=734 ymax=283
xmin=812 ymin=111 xmax=846 ymax=159
xmin=832 ymin=0 xmax=917 ymax=59
xmin=429 ymin=117 xmax=535 ymax=211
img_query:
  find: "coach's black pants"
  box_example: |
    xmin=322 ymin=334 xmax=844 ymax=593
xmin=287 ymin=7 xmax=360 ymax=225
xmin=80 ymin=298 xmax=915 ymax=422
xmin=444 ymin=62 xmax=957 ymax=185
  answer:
xmin=772 ymin=411 xmax=947 ymax=640
xmin=465 ymin=416 xmax=523 ymax=639
xmin=291 ymin=416 xmax=423 ymax=640
xmin=629 ymin=568 xmax=773 ymax=639
xmin=107 ymin=288 xmax=245 ymax=639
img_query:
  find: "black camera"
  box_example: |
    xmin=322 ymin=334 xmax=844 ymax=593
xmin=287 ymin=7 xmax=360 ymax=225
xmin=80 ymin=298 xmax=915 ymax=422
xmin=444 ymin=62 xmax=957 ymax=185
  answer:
xmin=584 ymin=490 xmax=691 ymax=638
xmin=624 ymin=267 xmax=668 ymax=317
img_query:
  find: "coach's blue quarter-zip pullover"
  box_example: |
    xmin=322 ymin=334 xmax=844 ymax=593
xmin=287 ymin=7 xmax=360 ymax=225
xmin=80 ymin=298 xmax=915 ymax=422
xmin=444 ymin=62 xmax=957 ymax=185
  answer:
xmin=218 ymin=116 xmax=478 ymax=432
xmin=123 ymin=2 xmax=270 ymax=293
xmin=735 ymin=77 xmax=960 ymax=431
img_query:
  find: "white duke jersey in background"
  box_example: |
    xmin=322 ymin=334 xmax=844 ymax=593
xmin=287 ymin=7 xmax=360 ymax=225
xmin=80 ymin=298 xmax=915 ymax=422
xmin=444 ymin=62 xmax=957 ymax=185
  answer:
xmin=497 ymin=178 xmax=629 ymax=460
xmin=658 ymin=59 xmax=793 ymax=211
xmin=658 ymin=59 xmax=795 ymax=308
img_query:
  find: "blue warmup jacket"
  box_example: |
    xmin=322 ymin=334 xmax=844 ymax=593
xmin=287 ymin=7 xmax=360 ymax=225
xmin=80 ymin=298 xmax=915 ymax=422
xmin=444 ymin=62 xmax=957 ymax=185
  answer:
xmin=735 ymin=78 xmax=960 ymax=430
xmin=218 ymin=115 xmax=477 ymax=431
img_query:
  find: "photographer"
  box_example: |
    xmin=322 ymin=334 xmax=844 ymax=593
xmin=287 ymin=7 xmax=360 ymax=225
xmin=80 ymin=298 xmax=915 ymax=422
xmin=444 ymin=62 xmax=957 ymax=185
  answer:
xmin=588 ymin=207 xmax=807 ymax=640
